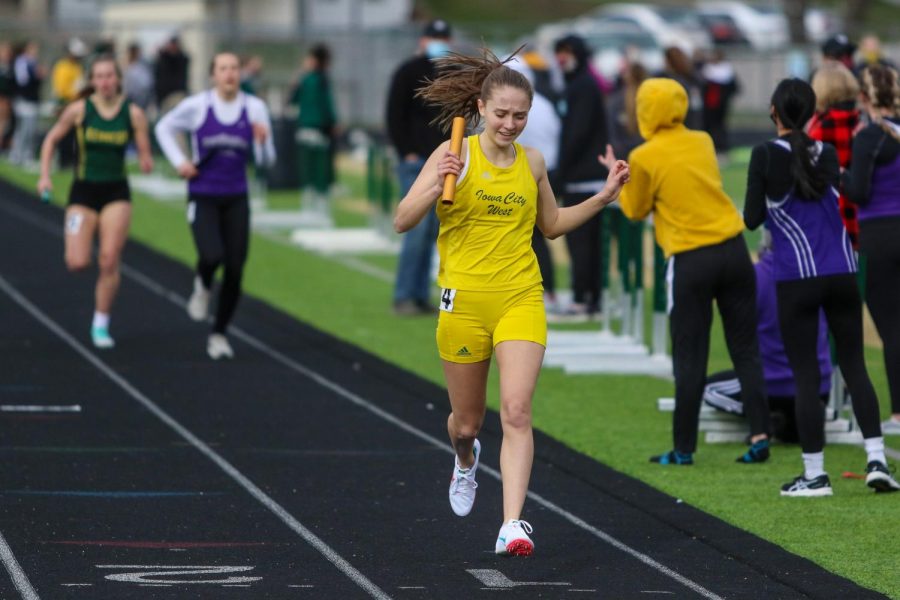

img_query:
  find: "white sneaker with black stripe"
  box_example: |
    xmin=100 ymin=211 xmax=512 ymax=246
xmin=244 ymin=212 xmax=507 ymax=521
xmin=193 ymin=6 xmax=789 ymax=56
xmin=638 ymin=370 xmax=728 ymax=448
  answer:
xmin=449 ymin=439 xmax=480 ymax=516
xmin=780 ymin=473 xmax=833 ymax=497
xmin=865 ymin=461 xmax=900 ymax=492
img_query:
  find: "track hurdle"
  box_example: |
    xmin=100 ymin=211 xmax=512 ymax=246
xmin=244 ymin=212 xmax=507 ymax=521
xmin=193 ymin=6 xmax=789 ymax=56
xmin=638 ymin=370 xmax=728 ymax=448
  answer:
xmin=544 ymin=210 xmax=672 ymax=377
xmin=367 ymin=142 xmax=396 ymax=238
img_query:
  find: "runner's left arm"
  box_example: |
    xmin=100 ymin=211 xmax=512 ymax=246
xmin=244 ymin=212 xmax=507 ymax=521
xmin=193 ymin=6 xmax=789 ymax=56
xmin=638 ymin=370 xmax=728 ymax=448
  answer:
xmin=248 ymin=96 xmax=277 ymax=168
xmin=130 ymin=103 xmax=154 ymax=174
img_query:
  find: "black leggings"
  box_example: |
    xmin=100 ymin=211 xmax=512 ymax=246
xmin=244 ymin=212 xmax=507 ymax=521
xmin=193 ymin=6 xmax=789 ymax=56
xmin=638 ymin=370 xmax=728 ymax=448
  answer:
xmin=189 ymin=194 xmax=249 ymax=334
xmin=776 ymin=274 xmax=882 ymax=453
xmin=669 ymin=235 xmax=770 ymax=453
xmin=562 ymin=192 xmax=601 ymax=309
xmin=861 ymin=218 xmax=900 ymax=414
xmin=531 ymin=226 xmax=555 ymax=295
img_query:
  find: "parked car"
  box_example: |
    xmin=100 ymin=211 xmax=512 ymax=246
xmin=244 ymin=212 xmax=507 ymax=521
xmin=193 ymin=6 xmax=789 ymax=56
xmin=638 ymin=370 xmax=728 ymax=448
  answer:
xmin=696 ymin=1 xmax=788 ymax=50
xmin=804 ymin=7 xmax=844 ymax=44
xmin=590 ymin=3 xmax=713 ymax=54
xmin=532 ymin=17 xmax=665 ymax=84
xmin=574 ymin=18 xmax=665 ymax=81
xmin=697 ymin=2 xmax=844 ymax=48
xmin=696 ymin=11 xmax=750 ymax=46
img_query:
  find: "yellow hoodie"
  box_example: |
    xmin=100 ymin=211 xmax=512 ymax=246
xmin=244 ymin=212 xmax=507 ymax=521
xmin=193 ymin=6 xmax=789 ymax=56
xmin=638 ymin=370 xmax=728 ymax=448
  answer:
xmin=619 ymin=78 xmax=743 ymax=257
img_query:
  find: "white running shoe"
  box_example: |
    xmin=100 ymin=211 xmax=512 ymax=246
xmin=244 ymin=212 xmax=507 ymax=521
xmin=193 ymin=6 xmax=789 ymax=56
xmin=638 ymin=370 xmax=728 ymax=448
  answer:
xmin=207 ymin=333 xmax=234 ymax=360
xmin=187 ymin=276 xmax=211 ymax=322
xmin=91 ymin=325 xmax=115 ymax=349
xmin=495 ymin=519 xmax=534 ymax=556
xmin=449 ymin=439 xmax=480 ymax=516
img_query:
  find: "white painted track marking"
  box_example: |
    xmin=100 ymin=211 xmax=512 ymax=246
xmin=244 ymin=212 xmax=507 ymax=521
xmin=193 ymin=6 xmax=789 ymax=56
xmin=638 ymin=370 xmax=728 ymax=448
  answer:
xmin=122 ymin=254 xmax=726 ymax=600
xmin=0 ymin=275 xmax=391 ymax=600
xmin=0 ymin=197 xmax=750 ymax=599
xmin=0 ymin=530 xmax=40 ymax=599
xmin=1 ymin=405 xmax=81 ymax=413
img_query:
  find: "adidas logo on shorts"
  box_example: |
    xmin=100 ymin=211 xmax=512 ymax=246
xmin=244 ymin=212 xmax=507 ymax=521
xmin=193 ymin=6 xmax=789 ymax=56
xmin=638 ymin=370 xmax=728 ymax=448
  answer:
xmin=456 ymin=346 xmax=471 ymax=357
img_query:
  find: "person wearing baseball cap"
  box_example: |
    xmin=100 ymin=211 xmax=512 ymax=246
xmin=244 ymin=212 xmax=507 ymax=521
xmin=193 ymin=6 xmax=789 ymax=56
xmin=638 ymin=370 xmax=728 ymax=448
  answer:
xmin=386 ymin=19 xmax=454 ymax=316
xmin=821 ymin=34 xmax=857 ymax=70
xmin=424 ymin=18 xmax=452 ymax=40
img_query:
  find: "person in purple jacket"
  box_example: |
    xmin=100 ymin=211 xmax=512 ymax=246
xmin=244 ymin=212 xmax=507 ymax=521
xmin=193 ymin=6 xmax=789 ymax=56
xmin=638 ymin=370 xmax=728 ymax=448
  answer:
xmin=843 ymin=64 xmax=900 ymax=435
xmin=704 ymin=241 xmax=832 ymax=443
xmin=155 ymin=52 xmax=276 ymax=359
xmin=744 ymin=78 xmax=898 ymax=496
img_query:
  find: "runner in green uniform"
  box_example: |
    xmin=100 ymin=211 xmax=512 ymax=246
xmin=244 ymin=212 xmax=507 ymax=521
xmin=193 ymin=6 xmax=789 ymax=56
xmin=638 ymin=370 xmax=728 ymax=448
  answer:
xmin=38 ymin=55 xmax=153 ymax=349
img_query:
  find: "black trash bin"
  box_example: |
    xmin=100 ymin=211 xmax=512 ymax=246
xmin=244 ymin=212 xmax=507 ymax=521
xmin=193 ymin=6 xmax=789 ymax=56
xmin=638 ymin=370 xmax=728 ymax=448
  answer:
xmin=267 ymin=116 xmax=298 ymax=190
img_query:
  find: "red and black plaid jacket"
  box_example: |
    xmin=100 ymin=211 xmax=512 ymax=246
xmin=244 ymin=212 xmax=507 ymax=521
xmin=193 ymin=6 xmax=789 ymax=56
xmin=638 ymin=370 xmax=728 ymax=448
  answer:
xmin=808 ymin=104 xmax=860 ymax=248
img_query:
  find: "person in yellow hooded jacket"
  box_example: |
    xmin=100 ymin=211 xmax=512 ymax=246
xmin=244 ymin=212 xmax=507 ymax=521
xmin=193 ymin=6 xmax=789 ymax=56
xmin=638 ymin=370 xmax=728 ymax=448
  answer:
xmin=607 ymin=77 xmax=772 ymax=466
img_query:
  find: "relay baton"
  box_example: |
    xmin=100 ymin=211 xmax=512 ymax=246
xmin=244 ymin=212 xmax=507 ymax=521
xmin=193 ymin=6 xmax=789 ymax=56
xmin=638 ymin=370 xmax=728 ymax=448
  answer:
xmin=441 ymin=117 xmax=466 ymax=205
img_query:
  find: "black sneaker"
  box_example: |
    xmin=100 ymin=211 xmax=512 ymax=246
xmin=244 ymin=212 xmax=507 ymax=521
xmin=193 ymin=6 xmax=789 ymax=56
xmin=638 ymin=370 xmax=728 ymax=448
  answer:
xmin=865 ymin=461 xmax=900 ymax=493
xmin=736 ymin=439 xmax=770 ymax=464
xmin=780 ymin=473 xmax=833 ymax=497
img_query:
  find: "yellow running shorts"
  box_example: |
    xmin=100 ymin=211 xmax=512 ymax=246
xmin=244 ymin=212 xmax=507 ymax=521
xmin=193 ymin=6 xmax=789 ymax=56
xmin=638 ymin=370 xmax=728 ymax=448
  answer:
xmin=436 ymin=283 xmax=546 ymax=363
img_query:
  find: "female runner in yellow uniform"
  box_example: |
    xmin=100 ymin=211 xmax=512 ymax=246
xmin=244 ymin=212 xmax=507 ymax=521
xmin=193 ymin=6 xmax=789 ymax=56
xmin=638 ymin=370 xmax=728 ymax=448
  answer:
xmin=394 ymin=49 xmax=629 ymax=556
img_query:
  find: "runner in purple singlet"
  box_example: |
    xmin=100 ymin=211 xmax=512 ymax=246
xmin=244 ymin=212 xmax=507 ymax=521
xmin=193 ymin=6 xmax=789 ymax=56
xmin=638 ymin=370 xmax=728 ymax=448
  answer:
xmin=155 ymin=52 xmax=276 ymax=359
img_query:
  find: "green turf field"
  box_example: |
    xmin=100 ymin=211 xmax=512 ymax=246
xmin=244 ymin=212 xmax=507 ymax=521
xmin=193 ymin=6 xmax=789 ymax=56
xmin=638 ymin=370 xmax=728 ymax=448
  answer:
xmin=3 ymin=156 xmax=898 ymax=598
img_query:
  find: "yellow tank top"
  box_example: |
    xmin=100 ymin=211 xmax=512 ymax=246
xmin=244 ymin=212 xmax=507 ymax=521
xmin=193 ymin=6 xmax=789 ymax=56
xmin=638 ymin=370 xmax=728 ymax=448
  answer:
xmin=436 ymin=134 xmax=542 ymax=291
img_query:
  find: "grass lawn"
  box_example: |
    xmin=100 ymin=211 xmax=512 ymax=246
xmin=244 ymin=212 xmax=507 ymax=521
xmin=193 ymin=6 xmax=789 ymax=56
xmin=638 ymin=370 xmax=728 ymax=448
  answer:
xmin=3 ymin=155 xmax=898 ymax=598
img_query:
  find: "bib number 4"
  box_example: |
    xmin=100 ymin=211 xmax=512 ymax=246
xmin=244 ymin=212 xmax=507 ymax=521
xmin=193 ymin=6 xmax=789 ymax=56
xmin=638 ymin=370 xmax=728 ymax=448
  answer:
xmin=440 ymin=288 xmax=456 ymax=313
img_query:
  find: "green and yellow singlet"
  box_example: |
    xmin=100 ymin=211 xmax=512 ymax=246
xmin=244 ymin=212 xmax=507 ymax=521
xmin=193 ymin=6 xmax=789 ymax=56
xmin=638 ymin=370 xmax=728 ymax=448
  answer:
xmin=76 ymin=97 xmax=133 ymax=182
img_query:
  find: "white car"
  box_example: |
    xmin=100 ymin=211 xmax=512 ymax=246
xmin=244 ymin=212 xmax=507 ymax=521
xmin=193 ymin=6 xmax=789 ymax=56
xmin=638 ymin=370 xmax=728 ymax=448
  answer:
xmin=591 ymin=3 xmax=713 ymax=54
xmin=696 ymin=1 xmax=789 ymax=50
xmin=697 ymin=2 xmax=844 ymax=48
xmin=532 ymin=18 xmax=665 ymax=84
xmin=573 ymin=18 xmax=665 ymax=81
xmin=804 ymin=7 xmax=844 ymax=44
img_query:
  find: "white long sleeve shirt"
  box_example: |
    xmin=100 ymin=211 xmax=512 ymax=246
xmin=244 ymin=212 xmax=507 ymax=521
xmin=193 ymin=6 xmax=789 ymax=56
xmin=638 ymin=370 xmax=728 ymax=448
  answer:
xmin=155 ymin=90 xmax=276 ymax=170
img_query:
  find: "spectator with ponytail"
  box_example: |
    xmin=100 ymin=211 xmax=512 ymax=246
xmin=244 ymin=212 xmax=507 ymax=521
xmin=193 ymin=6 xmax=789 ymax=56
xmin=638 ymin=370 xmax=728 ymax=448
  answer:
xmin=394 ymin=47 xmax=629 ymax=555
xmin=744 ymin=78 xmax=899 ymax=496
xmin=843 ymin=64 xmax=900 ymax=435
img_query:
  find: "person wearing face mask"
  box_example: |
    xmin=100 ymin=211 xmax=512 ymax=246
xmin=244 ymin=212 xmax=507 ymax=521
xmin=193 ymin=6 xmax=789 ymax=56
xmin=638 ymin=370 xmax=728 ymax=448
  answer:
xmin=394 ymin=47 xmax=629 ymax=555
xmin=553 ymin=35 xmax=610 ymax=319
xmin=155 ymin=52 xmax=276 ymax=360
xmin=386 ymin=19 xmax=453 ymax=316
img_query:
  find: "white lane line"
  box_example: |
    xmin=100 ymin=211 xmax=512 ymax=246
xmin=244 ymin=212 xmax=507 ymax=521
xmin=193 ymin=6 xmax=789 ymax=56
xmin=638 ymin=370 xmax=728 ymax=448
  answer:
xmin=1 ymin=194 xmax=760 ymax=600
xmin=886 ymin=447 xmax=900 ymax=461
xmin=118 ymin=268 xmax=725 ymax=600
xmin=1 ymin=405 xmax=81 ymax=413
xmin=60 ymin=584 xmax=92 ymax=587
xmin=0 ymin=275 xmax=391 ymax=600
xmin=0 ymin=530 xmax=39 ymax=599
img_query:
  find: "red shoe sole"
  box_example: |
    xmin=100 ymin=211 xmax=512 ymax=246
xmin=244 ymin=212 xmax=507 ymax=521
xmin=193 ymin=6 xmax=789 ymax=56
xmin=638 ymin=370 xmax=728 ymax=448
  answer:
xmin=505 ymin=539 xmax=533 ymax=556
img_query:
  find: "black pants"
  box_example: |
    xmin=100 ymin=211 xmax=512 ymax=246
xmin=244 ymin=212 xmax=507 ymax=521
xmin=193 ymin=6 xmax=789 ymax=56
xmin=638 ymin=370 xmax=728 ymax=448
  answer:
xmin=189 ymin=194 xmax=249 ymax=334
xmin=670 ymin=235 xmax=769 ymax=453
xmin=562 ymin=191 xmax=601 ymax=309
xmin=861 ymin=217 xmax=900 ymax=414
xmin=531 ymin=226 xmax=555 ymax=295
xmin=777 ymin=274 xmax=883 ymax=453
